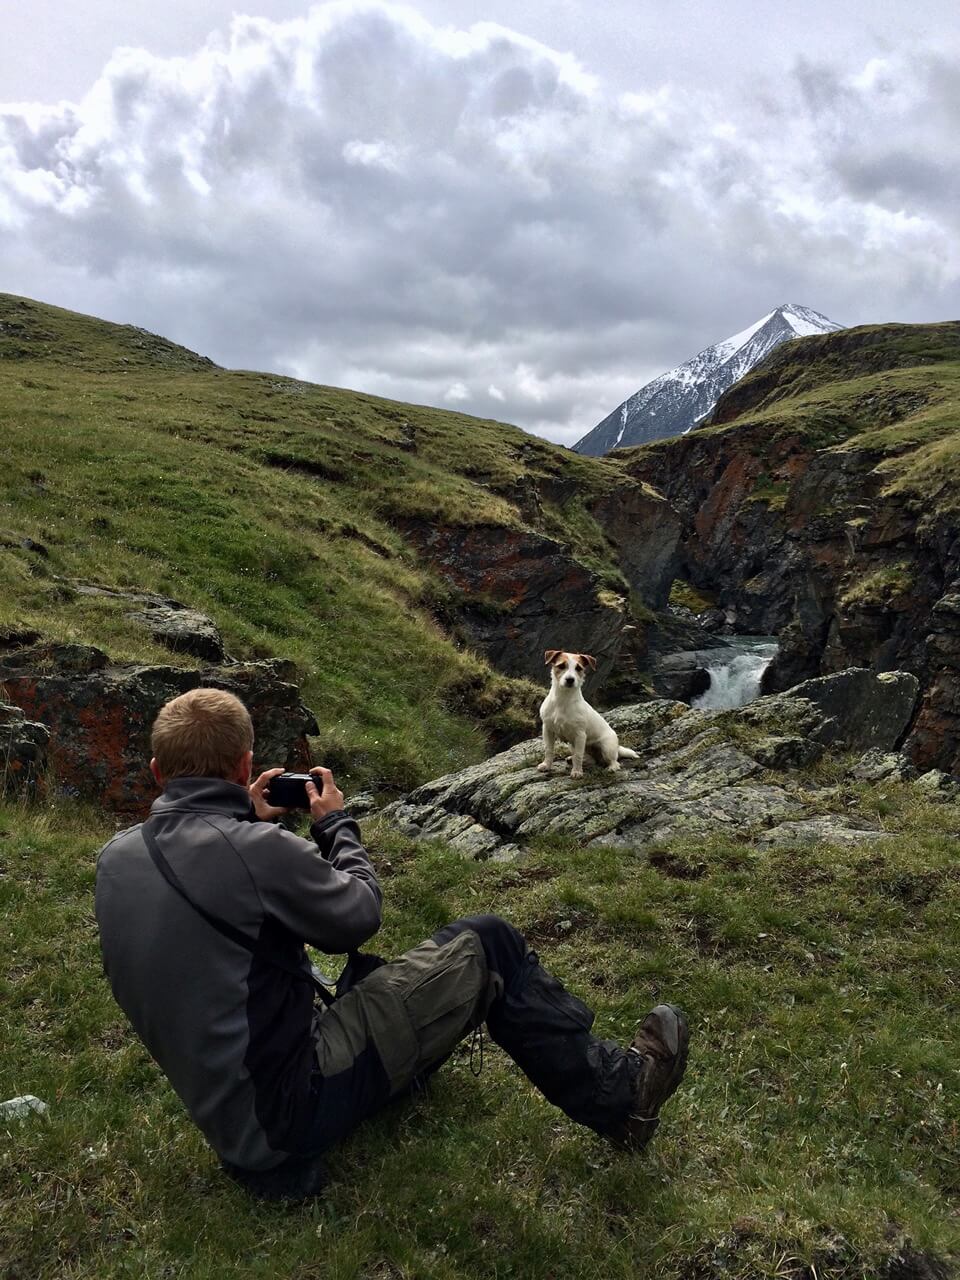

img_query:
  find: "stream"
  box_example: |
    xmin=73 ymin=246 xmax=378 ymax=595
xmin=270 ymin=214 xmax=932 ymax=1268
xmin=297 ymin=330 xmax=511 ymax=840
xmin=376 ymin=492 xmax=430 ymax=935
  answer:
xmin=690 ymin=636 xmax=779 ymax=711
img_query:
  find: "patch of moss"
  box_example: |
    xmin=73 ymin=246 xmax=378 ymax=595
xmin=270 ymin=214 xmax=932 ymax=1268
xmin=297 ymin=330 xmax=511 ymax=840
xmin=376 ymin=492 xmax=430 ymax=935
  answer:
xmin=669 ymin=579 xmax=718 ymax=614
xmin=746 ymin=473 xmax=789 ymax=508
xmin=839 ymin=562 xmax=915 ymax=609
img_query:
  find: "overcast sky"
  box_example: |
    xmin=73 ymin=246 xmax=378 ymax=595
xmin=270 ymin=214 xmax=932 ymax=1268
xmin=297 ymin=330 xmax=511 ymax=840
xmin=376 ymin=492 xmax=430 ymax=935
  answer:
xmin=1 ymin=1 xmax=958 ymax=444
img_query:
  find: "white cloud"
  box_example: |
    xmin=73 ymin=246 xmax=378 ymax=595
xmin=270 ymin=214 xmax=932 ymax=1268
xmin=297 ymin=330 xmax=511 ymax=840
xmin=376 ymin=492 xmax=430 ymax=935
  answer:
xmin=0 ymin=5 xmax=958 ymax=443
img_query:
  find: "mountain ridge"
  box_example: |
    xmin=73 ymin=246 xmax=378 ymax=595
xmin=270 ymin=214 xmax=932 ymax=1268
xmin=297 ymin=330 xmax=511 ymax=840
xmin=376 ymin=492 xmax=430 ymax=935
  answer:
xmin=574 ymin=304 xmax=843 ymax=456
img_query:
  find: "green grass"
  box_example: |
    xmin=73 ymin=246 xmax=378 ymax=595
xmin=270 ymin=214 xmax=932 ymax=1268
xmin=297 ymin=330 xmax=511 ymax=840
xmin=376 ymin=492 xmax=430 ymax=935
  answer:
xmin=1 ymin=780 xmax=958 ymax=1279
xmin=683 ymin=334 xmax=960 ymax=517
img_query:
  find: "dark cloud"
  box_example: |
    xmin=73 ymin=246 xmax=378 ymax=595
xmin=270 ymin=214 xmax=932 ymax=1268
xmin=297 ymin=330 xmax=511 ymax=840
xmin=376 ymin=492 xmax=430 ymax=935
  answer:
xmin=0 ymin=5 xmax=957 ymax=445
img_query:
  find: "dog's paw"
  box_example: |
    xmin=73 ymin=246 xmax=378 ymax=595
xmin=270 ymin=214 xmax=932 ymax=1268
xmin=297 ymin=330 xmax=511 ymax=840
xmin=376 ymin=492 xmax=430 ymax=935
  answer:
xmin=537 ymin=761 xmax=553 ymax=772
xmin=606 ymin=761 xmax=622 ymax=772
xmin=569 ymin=766 xmax=584 ymax=779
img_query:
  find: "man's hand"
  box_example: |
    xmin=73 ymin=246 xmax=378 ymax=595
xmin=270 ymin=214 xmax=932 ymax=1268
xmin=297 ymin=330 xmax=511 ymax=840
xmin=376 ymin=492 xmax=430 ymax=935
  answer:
xmin=306 ymin=767 xmax=345 ymax=823
xmin=249 ymin=767 xmax=289 ymax=821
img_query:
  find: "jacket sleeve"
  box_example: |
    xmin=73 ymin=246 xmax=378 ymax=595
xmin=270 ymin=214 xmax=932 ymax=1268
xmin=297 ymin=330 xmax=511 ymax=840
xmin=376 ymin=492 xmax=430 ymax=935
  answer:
xmin=243 ymin=811 xmax=383 ymax=953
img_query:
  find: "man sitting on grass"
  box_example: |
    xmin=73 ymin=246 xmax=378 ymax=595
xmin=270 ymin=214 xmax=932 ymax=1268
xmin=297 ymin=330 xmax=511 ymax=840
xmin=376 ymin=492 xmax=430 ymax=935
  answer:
xmin=95 ymin=688 xmax=690 ymax=1199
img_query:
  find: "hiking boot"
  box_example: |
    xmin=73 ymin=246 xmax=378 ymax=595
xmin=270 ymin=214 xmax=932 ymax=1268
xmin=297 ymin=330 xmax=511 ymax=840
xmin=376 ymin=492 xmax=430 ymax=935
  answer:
xmin=608 ymin=1003 xmax=689 ymax=1151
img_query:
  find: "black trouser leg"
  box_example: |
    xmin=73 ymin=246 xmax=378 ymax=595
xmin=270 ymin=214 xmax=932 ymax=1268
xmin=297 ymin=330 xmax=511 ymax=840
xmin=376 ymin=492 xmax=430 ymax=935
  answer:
xmin=432 ymin=915 xmax=635 ymax=1136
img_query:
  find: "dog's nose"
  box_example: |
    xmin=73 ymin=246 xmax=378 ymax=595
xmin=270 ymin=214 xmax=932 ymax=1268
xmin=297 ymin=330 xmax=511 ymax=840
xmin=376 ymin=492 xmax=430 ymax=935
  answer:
xmin=564 ymin=676 xmax=575 ymax=686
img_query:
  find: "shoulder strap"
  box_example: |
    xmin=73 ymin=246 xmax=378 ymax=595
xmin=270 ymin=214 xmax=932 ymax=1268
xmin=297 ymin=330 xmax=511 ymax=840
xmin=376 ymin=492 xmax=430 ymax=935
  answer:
xmin=141 ymin=820 xmax=336 ymax=1006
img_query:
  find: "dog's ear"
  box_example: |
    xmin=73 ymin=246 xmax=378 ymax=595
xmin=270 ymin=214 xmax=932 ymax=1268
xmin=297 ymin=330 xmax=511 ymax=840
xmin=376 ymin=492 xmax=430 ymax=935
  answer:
xmin=544 ymin=649 xmax=560 ymax=665
xmin=579 ymin=653 xmax=597 ymax=671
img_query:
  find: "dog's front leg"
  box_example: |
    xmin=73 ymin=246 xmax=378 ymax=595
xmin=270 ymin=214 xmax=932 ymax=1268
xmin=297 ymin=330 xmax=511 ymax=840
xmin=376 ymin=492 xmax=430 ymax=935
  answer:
xmin=570 ymin=730 xmax=587 ymax=778
xmin=537 ymin=726 xmax=556 ymax=772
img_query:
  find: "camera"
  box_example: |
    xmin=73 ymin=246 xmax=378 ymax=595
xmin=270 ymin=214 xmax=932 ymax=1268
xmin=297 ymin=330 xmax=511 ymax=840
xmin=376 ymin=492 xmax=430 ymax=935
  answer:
xmin=268 ymin=772 xmax=321 ymax=810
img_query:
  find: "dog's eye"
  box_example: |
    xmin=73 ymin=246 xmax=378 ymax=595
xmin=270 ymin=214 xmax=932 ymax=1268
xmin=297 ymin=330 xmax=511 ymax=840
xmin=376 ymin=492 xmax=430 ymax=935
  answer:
xmin=575 ymin=664 xmax=584 ymax=673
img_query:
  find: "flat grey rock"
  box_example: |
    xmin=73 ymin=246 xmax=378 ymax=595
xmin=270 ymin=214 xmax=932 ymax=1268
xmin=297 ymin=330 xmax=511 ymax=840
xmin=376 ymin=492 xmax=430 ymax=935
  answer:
xmin=759 ymin=817 xmax=893 ymax=848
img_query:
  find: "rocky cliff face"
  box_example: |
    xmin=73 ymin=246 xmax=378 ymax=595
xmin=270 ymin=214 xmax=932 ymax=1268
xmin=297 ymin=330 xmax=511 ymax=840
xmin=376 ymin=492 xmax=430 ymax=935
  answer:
xmin=0 ymin=639 xmax=318 ymax=814
xmin=394 ymin=473 xmax=680 ymax=696
xmin=617 ymin=322 xmax=960 ymax=774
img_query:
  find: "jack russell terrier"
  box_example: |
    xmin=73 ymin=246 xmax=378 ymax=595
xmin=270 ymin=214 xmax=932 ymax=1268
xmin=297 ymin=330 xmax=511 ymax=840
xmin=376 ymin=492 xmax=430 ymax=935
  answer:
xmin=538 ymin=650 xmax=639 ymax=778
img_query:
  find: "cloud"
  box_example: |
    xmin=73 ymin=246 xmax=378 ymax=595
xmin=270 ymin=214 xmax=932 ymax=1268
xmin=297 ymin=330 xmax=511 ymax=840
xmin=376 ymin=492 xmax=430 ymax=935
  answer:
xmin=0 ymin=4 xmax=958 ymax=445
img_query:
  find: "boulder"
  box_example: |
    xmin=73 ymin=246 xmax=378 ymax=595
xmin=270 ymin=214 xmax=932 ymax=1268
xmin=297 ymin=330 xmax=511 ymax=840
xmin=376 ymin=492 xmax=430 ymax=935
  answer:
xmin=376 ymin=676 xmax=934 ymax=861
xmin=913 ymin=769 xmax=960 ymax=799
xmin=66 ymin=581 xmax=225 ymax=660
xmin=746 ymin=668 xmax=919 ymax=753
xmin=378 ymin=700 xmax=809 ymax=861
xmin=652 ymin=651 xmax=712 ymax=702
xmin=0 ymin=702 xmax=49 ymax=792
xmin=0 ymin=642 xmax=317 ymax=814
xmin=850 ymin=749 xmax=917 ymax=783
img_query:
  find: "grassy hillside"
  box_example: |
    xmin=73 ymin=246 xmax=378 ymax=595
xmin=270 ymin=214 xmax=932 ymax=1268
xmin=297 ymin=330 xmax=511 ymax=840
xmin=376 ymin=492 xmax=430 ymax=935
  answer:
xmin=0 ymin=293 xmax=630 ymax=792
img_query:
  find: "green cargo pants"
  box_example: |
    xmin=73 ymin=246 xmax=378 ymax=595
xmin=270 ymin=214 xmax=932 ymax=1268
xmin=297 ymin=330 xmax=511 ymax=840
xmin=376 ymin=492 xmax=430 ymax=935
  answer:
xmin=313 ymin=929 xmax=502 ymax=1095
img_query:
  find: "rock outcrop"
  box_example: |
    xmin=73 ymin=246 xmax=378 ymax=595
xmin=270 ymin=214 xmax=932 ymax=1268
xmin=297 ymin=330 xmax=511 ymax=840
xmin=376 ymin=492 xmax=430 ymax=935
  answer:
xmin=397 ymin=520 xmax=634 ymax=690
xmin=63 ymin=581 xmax=225 ymax=660
xmin=0 ymin=641 xmax=317 ymax=813
xmin=0 ymin=702 xmax=49 ymax=792
xmin=378 ymin=669 xmax=924 ymax=862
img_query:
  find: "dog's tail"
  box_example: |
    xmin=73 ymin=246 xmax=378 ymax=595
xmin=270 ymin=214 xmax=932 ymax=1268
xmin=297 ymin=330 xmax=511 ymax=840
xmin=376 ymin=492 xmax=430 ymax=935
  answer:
xmin=617 ymin=746 xmax=640 ymax=760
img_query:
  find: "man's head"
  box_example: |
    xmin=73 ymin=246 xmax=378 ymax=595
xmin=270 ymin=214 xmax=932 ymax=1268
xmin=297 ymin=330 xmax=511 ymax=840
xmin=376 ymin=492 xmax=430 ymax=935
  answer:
xmin=150 ymin=688 xmax=254 ymax=787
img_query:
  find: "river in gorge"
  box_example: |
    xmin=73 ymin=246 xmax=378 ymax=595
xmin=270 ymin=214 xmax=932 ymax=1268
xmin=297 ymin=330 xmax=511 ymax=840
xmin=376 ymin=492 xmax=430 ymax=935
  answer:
xmin=690 ymin=636 xmax=779 ymax=711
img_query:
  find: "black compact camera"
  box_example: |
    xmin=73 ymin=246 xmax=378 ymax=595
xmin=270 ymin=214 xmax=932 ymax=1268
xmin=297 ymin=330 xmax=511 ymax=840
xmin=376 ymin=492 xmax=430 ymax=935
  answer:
xmin=268 ymin=772 xmax=321 ymax=810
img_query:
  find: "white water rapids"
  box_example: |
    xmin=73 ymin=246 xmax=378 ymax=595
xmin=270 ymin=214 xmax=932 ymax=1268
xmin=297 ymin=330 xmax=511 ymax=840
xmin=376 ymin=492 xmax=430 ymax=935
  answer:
xmin=691 ymin=637 xmax=779 ymax=711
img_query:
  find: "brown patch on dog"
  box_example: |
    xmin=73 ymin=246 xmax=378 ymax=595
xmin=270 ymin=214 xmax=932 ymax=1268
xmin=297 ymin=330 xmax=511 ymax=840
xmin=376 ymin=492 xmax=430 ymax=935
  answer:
xmin=577 ymin=653 xmax=597 ymax=671
xmin=544 ymin=649 xmax=562 ymax=665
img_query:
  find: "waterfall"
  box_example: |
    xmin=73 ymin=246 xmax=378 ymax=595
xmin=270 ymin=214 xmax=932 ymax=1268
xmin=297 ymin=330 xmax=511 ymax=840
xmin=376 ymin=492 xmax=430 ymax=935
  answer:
xmin=691 ymin=638 xmax=778 ymax=711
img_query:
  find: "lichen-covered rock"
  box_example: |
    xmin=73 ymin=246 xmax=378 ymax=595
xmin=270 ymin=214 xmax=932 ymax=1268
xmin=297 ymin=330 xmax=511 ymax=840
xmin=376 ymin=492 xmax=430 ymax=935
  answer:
xmin=0 ymin=702 xmax=49 ymax=792
xmin=758 ymin=817 xmax=892 ymax=847
xmin=751 ymin=735 xmax=823 ymax=769
xmin=379 ymin=700 xmax=803 ymax=859
xmin=913 ymin=769 xmax=960 ymax=798
xmin=851 ymin=749 xmax=917 ymax=783
xmin=745 ymin=668 xmax=919 ymax=752
xmin=0 ymin=642 xmax=317 ymax=814
xmin=378 ymin=675 xmax=928 ymax=860
xmin=127 ymin=604 xmax=224 ymax=661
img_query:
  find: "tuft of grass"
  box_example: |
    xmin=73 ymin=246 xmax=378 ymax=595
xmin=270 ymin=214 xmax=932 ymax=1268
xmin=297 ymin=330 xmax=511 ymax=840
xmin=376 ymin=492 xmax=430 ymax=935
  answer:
xmin=839 ymin=562 xmax=915 ymax=610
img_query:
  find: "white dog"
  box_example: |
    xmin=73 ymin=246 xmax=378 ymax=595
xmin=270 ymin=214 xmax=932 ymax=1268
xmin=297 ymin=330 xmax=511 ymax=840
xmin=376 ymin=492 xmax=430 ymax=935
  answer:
xmin=537 ymin=650 xmax=640 ymax=778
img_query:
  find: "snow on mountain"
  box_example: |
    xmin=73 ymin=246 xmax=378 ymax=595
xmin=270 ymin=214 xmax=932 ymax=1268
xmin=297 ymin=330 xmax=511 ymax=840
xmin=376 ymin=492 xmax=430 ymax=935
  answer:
xmin=573 ymin=304 xmax=844 ymax=456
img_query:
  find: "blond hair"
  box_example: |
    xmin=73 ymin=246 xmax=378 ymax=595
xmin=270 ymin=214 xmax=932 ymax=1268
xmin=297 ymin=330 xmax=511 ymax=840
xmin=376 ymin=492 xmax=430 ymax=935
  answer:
xmin=151 ymin=688 xmax=254 ymax=780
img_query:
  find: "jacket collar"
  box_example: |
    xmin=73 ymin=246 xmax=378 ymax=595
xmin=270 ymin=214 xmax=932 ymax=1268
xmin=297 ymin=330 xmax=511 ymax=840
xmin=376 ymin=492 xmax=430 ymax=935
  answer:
xmin=149 ymin=776 xmax=256 ymax=821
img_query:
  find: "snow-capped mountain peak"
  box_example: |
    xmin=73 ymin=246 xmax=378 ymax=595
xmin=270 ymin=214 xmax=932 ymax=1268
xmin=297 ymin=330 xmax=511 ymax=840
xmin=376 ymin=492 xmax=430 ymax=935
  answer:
xmin=573 ymin=305 xmax=843 ymax=456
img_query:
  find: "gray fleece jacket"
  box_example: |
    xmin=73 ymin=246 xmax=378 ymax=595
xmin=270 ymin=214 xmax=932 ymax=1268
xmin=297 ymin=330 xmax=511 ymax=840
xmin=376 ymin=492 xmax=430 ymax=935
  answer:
xmin=95 ymin=777 xmax=382 ymax=1170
